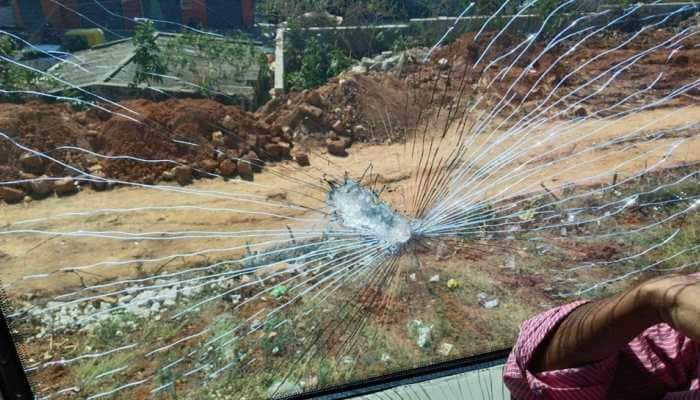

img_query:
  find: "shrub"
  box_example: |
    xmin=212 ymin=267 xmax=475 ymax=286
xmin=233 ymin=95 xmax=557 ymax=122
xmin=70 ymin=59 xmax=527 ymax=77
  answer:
xmin=131 ymin=20 xmax=168 ymax=87
xmin=0 ymin=37 xmax=39 ymax=94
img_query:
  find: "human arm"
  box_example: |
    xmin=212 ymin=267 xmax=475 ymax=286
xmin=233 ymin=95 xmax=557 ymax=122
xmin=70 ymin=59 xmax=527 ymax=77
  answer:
xmin=533 ymin=274 xmax=700 ymax=372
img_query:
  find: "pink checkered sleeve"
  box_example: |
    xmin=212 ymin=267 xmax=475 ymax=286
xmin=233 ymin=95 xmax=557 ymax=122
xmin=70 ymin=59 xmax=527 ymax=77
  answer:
xmin=503 ymin=301 xmax=699 ymax=399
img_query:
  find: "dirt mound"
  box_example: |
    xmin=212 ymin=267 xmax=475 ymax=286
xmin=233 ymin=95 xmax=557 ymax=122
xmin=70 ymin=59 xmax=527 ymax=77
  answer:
xmin=406 ymin=28 xmax=700 ymax=114
xmin=0 ymin=99 xmax=292 ymax=201
xmin=258 ymin=73 xmax=423 ymax=145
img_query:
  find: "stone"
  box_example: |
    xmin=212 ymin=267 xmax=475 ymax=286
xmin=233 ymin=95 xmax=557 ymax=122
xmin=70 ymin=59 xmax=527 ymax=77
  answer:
xmin=219 ymin=159 xmax=237 ymax=177
xmin=295 ymin=153 xmax=310 ymax=167
xmin=91 ymin=175 xmax=110 ymax=192
xmin=418 ymin=327 xmax=433 ymax=347
xmin=54 ymin=178 xmax=78 ymax=196
xmin=435 ymin=242 xmax=450 ymax=260
xmin=237 ymin=160 xmax=254 ymax=181
xmin=350 ymin=65 xmax=367 ymax=74
xmin=199 ymin=159 xmax=219 ymax=174
xmin=327 ymin=139 xmax=348 ymax=157
xmin=299 ymin=103 xmax=323 ymax=119
xmin=429 ymin=275 xmax=440 ymax=283
xmin=19 ymin=152 xmax=46 ymax=174
xmin=438 ymin=342 xmax=454 ymax=357
xmin=28 ymin=176 xmax=53 ymax=197
xmin=160 ymin=170 xmax=175 ymax=182
xmin=172 ymin=166 xmax=193 ymax=186
xmin=353 ymin=125 xmax=367 ymax=135
xmin=306 ymin=91 xmax=324 ymax=108
xmin=437 ymin=57 xmax=449 ymax=70
xmin=478 ymin=293 xmax=500 ymax=309
xmin=267 ymin=381 xmax=302 ymax=398
xmin=264 ymin=142 xmax=291 ymax=159
xmin=211 ymin=131 xmax=225 ymax=147
xmin=332 ymin=120 xmax=343 ymax=132
xmin=573 ymin=106 xmax=589 ymax=118
xmin=221 ymin=115 xmax=237 ymax=131
xmin=245 ymin=151 xmax=263 ymax=172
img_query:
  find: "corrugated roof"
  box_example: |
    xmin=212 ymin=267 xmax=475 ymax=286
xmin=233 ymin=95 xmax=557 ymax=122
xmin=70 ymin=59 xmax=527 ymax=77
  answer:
xmin=48 ymin=33 xmax=261 ymax=101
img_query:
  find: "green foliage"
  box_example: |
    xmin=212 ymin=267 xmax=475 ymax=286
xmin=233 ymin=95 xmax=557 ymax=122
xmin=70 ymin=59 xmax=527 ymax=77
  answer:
xmin=286 ymin=36 xmax=353 ymax=91
xmin=254 ymin=53 xmax=272 ymax=107
xmin=0 ymin=37 xmax=39 ymax=94
xmin=132 ymin=20 xmax=168 ymax=87
xmin=258 ymin=0 xmax=406 ymax=24
xmin=164 ymin=31 xmax=261 ymax=97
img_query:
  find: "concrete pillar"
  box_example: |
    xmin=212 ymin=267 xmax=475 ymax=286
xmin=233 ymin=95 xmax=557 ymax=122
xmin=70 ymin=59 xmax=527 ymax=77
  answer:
xmin=274 ymin=26 xmax=285 ymax=93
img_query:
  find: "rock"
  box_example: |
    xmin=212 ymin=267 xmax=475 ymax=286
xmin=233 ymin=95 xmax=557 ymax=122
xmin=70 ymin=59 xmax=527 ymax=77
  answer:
xmin=438 ymin=342 xmax=453 ymax=357
xmin=437 ymin=57 xmax=449 ymax=70
xmin=29 ymin=176 xmax=53 ymax=197
xmin=429 ymin=275 xmax=440 ymax=283
xmin=306 ymin=91 xmax=324 ymax=108
xmin=23 ymin=196 xmax=32 ymax=203
xmin=350 ymin=65 xmax=367 ymax=74
xmin=435 ymin=242 xmax=450 ymax=260
xmin=160 ymin=170 xmax=175 ymax=182
xmin=219 ymin=159 xmax=237 ymax=177
xmin=408 ymin=320 xmax=434 ymax=349
xmin=90 ymin=175 xmax=110 ymax=192
xmin=221 ymin=115 xmax=237 ymax=131
xmin=267 ymin=381 xmax=302 ymax=398
xmin=327 ymin=139 xmax=348 ymax=157
xmin=211 ymin=131 xmax=225 ymax=147
xmin=409 ymin=273 xmax=417 ymax=282
xmin=341 ymin=356 xmax=354 ymax=365
xmin=478 ymin=293 xmax=500 ymax=309
xmin=237 ymin=160 xmax=254 ymax=181
xmin=573 ymin=106 xmax=589 ymax=118
xmin=264 ymin=142 xmax=291 ymax=159
xmin=199 ymin=159 xmax=219 ymax=174
xmin=54 ymin=178 xmax=78 ymax=196
xmin=295 ymin=153 xmax=310 ymax=167
xmin=332 ymin=120 xmax=343 ymax=132
xmin=299 ymin=103 xmax=323 ymax=119
xmin=353 ymin=125 xmax=366 ymax=135
xmin=245 ymin=151 xmax=263 ymax=172
xmin=172 ymin=166 xmax=193 ymax=186
xmin=19 ymin=152 xmax=46 ymax=174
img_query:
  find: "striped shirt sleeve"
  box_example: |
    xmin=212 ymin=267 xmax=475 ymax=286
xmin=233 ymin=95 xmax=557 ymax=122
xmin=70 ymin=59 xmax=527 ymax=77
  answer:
xmin=503 ymin=300 xmax=699 ymax=400
xmin=503 ymin=301 xmax=618 ymax=399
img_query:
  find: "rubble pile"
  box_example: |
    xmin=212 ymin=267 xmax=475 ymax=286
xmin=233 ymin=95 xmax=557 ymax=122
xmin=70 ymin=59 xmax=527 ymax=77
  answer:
xmin=257 ymin=73 xmax=423 ymax=157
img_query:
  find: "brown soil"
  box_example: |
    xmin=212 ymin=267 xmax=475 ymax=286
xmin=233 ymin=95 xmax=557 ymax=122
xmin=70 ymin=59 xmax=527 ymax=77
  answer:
xmin=0 ymin=98 xmax=282 ymax=186
xmin=257 ymin=73 xmax=423 ymax=144
xmin=409 ymin=29 xmax=700 ymax=113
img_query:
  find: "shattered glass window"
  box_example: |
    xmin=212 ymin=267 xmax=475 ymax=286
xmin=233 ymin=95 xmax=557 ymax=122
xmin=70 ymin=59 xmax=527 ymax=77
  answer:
xmin=0 ymin=1 xmax=698 ymax=399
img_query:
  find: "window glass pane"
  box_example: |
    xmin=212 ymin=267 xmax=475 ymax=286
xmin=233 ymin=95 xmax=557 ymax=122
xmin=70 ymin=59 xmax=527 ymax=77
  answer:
xmin=0 ymin=1 xmax=698 ymax=399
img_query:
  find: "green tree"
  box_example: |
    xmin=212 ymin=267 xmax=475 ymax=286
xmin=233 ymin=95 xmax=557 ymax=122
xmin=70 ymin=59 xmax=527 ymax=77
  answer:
xmin=164 ymin=31 xmax=262 ymax=97
xmin=131 ymin=20 xmax=167 ymax=87
xmin=0 ymin=37 xmax=39 ymax=93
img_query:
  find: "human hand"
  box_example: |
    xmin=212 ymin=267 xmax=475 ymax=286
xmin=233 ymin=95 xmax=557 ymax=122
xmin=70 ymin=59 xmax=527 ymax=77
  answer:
xmin=641 ymin=274 xmax=700 ymax=342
